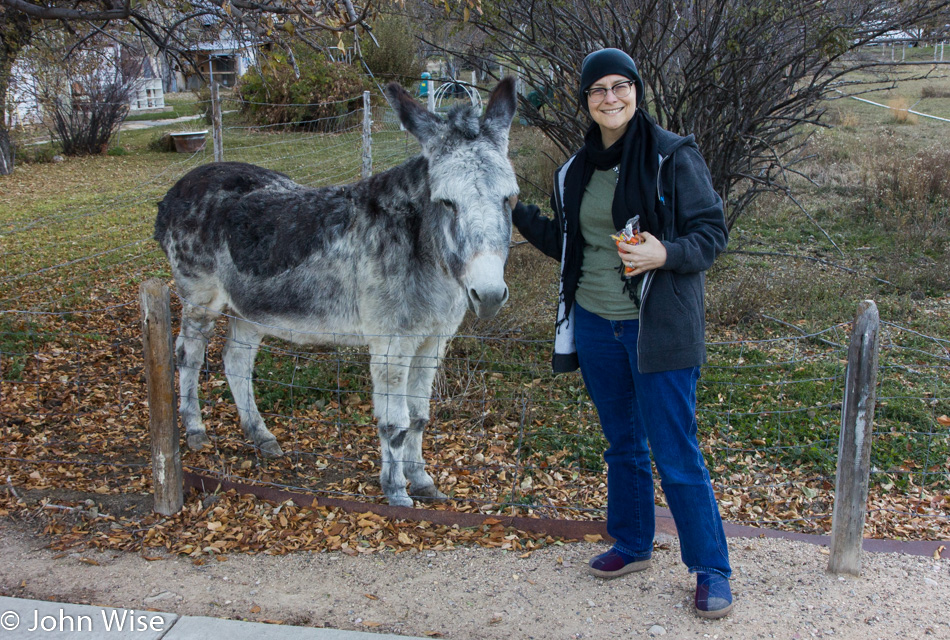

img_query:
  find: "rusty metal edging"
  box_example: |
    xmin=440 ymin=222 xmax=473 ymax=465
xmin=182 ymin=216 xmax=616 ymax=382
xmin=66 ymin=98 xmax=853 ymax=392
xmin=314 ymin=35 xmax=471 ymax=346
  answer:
xmin=183 ymin=472 xmax=945 ymax=558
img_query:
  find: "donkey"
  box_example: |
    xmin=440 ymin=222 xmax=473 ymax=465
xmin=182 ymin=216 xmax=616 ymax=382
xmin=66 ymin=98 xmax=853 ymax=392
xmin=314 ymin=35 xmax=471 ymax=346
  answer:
xmin=154 ymin=79 xmax=518 ymax=506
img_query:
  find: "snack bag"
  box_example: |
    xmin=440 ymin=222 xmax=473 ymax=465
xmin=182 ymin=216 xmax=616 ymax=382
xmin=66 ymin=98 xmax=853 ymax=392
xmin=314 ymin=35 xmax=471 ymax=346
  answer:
xmin=610 ymin=215 xmax=641 ymax=277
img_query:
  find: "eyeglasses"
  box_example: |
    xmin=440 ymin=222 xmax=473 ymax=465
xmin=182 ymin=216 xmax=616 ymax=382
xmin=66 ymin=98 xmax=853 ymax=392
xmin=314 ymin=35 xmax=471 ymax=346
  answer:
xmin=586 ymin=80 xmax=635 ymax=104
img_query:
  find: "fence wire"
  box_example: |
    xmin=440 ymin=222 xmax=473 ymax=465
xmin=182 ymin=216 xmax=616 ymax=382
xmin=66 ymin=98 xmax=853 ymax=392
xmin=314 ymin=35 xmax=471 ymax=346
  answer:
xmin=1 ymin=90 xmax=947 ymax=542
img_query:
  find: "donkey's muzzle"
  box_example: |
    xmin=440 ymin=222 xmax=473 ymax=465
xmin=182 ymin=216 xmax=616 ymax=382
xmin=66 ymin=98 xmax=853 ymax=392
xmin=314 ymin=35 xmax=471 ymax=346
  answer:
xmin=468 ymin=285 xmax=510 ymax=319
xmin=465 ymin=252 xmax=509 ymax=319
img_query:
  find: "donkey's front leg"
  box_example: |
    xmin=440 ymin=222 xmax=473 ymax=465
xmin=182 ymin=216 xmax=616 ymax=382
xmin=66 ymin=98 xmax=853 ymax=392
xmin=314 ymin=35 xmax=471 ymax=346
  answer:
xmin=223 ymin=318 xmax=283 ymax=457
xmin=369 ymin=336 xmax=421 ymax=507
xmin=404 ymin=335 xmax=449 ymax=502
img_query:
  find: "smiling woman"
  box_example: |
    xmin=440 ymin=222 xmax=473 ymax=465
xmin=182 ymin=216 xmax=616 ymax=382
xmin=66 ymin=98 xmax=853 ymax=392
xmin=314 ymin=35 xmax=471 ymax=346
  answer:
xmin=585 ymin=76 xmax=637 ymax=148
xmin=509 ymin=47 xmax=733 ymax=620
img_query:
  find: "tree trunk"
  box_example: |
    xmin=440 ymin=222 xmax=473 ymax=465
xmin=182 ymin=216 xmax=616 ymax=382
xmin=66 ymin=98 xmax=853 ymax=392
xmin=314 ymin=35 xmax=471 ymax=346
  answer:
xmin=0 ymin=8 xmax=33 ymax=175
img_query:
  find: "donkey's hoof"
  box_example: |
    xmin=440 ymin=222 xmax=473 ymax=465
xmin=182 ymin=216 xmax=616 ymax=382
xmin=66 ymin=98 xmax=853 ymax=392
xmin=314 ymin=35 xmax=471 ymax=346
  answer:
xmin=187 ymin=432 xmax=211 ymax=451
xmin=258 ymin=440 xmax=283 ymax=457
xmin=387 ymin=495 xmax=415 ymax=508
xmin=411 ymin=485 xmax=448 ymax=502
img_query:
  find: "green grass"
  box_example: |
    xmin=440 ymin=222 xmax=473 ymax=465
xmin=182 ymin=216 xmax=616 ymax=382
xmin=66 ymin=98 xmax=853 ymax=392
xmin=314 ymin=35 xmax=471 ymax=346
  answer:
xmin=250 ymin=344 xmax=371 ymax=415
xmin=0 ymin=316 xmax=55 ymax=380
xmin=122 ymin=93 xmax=205 ymax=122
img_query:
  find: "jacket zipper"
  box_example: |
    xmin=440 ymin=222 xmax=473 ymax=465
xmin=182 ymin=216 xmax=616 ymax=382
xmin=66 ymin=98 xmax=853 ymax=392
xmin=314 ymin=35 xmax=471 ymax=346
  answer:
xmin=638 ymin=151 xmax=671 ymax=369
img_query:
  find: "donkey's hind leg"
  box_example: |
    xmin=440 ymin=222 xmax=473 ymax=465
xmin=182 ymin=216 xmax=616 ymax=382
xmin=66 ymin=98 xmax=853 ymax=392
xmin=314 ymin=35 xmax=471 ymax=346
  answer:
xmin=404 ymin=335 xmax=449 ymax=502
xmin=176 ymin=298 xmax=221 ymax=451
xmin=223 ymin=318 xmax=283 ymax=457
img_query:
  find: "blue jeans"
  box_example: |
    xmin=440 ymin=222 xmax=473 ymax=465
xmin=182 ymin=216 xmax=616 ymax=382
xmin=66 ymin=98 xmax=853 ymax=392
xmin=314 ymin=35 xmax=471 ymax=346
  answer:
xmin=573 ymin=303 xmax=731 ymax=578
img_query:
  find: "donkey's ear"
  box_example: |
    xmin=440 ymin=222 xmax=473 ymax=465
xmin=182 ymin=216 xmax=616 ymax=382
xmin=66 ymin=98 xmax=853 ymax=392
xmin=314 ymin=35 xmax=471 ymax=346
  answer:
xmin=482 ymin=77 xmax=518 ymax=132
xmin=384 ymin=82 xmax=443 ymax=144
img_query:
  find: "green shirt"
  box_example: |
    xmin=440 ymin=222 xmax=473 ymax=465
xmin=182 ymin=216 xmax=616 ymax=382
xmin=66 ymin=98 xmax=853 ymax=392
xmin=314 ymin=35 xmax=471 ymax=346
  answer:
xmin=574 ymin=167 xmax=639 ymax=320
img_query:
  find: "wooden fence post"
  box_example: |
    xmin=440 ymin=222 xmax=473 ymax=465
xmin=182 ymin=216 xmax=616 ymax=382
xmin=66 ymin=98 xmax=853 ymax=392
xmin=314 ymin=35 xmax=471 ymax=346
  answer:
xmin=140 ymin=279 xmax=183 ymax=515
xmin=362 ymin=90 xmax=372 ymax=179
xmin=828 ymin=300 xmax=880 ymax=575
xmin=210 ymin=81 xmax=224 ymax=163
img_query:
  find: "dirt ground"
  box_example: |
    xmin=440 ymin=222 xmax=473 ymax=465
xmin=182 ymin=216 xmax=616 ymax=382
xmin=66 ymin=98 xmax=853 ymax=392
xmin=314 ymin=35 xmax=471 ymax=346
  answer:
xmin=0 ymin=520 xmax=947 ymax=640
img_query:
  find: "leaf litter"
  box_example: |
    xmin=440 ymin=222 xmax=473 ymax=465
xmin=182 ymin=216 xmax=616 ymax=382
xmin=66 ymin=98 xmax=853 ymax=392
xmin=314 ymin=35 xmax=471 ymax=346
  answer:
xmin=1 ymin=278 xmax=948 ymax=561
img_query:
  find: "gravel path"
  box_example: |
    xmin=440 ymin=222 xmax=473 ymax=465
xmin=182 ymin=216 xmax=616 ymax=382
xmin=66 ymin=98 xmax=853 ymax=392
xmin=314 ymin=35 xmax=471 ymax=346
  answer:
xmin=0 ymin=521 xmax=947 ymax=639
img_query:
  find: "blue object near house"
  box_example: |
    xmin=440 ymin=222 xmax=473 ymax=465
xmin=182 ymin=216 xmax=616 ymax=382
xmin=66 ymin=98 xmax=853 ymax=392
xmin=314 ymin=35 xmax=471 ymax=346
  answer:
xmin=419 ymin=72 xmax=430 ymax=98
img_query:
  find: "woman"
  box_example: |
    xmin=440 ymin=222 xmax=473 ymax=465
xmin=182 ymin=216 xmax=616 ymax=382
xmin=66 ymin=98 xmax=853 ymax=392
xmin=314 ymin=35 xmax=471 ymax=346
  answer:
xmin=511 ymin=48 xmax=733 ymax=619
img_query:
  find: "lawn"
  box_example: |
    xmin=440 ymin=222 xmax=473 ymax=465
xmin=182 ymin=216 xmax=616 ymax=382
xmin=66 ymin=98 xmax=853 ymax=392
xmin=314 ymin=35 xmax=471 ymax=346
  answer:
xmin=1 ymin=64 xmax=948 ymax=549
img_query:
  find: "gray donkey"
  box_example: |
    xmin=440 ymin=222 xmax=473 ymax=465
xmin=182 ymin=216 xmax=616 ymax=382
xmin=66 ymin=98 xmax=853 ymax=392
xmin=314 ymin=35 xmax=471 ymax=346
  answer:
xmin=154 ymin=79 xmax=518 ymax=506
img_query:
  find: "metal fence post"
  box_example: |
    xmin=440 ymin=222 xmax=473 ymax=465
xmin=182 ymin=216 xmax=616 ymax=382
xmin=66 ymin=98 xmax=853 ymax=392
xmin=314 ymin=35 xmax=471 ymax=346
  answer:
xmin=210 ymin=81 xmax=224 ymax=163
xmin=828 ymin=300 xmax=880 ymax=575
xmin=140 ymin=279 xmax=183 ymax=515
xmin=362 ymin=90 xmax=372 ymax=179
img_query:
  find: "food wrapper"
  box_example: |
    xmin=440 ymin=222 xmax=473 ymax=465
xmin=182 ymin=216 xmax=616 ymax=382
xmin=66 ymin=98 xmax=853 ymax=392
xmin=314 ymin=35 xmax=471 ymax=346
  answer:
xmin=610 ymin=215 xmax=641 ymax=277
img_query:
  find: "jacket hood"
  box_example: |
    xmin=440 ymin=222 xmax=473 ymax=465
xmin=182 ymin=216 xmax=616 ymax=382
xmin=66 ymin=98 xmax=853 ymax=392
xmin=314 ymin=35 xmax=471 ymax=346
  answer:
xmin=654 ymin=126 xmax=697 ymax=158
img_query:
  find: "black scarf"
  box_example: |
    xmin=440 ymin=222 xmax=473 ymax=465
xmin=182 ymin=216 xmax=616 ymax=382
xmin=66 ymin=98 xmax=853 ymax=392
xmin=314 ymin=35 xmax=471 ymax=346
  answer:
xmin=564 ymin=109 xmax=662 ymax=306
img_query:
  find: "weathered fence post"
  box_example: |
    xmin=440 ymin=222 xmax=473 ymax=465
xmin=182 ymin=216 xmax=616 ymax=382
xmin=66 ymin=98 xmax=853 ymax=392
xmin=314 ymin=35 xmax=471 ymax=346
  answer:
xmin=210 ymin=81 xmax=224 ymax=163
xmin=140 ymin=279 xmax=183 ymax=515
xmin=362 ymin=90 xmax=372 ymax=179
xmin=828 ymin=300 xmax=880 ymax=575
xmin=427 ymin=79 xmax=435 ymax=113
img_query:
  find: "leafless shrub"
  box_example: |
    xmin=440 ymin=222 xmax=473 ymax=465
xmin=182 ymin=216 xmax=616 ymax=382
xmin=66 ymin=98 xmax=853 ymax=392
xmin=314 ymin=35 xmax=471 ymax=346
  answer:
xmin=921 ymin=85 xmax=950 ymax=99
xmin=887 ymin=97 xmax=918 ymax=125
xmin=30 ymin=44 xmax=142 ymax=156
xmin=825 ymin=107 xmax=861 ymax=129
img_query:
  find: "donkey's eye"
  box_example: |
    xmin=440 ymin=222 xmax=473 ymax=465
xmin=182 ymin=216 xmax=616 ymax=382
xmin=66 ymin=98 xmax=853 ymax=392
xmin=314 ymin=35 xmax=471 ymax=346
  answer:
xmin=439 ymin=199 xmax=456 ymax=212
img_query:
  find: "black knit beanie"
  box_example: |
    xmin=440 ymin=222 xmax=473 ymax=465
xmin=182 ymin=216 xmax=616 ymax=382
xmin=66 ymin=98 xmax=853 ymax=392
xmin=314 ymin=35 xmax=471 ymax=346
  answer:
xmin=578 ymin=48 xmax=644 ymax=112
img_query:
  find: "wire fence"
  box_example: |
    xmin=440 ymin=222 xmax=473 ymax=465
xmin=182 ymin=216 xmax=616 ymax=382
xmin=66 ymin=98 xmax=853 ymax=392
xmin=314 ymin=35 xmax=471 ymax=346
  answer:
xmin=1 ymin=89 xmax=948 ymax=542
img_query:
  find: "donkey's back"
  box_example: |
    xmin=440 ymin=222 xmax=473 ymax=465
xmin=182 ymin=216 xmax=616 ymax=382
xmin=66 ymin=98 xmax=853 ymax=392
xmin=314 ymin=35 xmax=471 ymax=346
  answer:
xmin=156 ymin=162 xmax=363 ymax=329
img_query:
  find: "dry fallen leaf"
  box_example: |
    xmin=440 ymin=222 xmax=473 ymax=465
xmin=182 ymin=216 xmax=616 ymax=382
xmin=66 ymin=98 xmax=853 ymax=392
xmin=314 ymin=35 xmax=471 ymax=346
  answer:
xmin=583 ymin=534 xmax=603 ymax=543
xmin=937 ymin=415 xmax=950 ymax=427
xmin=364 ymin=593 xmax=378 ymax=600
xmin=934 ymin=545 xmax=945 ymax=560
xmin=250 ymin=605 xmax=261 ymax=614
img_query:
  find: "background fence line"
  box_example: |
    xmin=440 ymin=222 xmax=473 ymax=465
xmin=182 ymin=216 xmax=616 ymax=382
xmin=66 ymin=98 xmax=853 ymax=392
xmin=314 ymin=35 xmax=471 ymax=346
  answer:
xmin=1 ymin=87 xmax=948 ymax=544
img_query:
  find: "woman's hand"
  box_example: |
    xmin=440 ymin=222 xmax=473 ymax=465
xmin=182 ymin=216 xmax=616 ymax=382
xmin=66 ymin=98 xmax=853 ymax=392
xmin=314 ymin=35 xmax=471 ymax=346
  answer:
xmin=617 ymin=231 xmax=666 ymax=277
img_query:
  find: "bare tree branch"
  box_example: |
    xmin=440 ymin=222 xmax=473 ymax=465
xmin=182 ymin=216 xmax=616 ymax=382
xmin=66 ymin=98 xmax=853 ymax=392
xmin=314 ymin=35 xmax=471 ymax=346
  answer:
xmin=0 ymin=0 xmax=131 ymax=21
xmin=434 ymin=0 xmax=950 ymax=229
